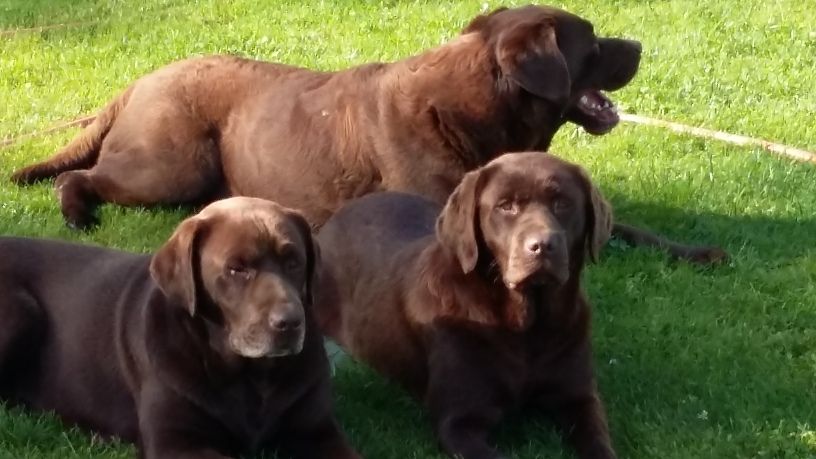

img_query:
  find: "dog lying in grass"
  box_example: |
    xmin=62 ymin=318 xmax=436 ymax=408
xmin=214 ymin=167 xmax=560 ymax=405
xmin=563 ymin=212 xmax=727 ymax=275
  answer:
xmin=315 ymin=153 xmax=617 ymax=459
xmin=0 ymin=197 xmax=359 ymax=459
xmin=8 ymin=5 xmax=727 ymax=264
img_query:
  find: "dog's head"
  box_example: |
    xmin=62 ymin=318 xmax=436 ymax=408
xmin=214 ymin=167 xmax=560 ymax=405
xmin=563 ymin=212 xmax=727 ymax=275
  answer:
xmin=150 ymin=197 xmax=319 ymax=358
xmin=436 ymin=152 xmax=612 ymax=292
xmin=464 ymin=5 xmax=641 ymax=136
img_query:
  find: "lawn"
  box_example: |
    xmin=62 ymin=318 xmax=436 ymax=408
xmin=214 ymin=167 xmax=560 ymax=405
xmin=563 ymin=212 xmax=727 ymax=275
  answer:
xmin=1 ymin=0 xmax=815 ymax=458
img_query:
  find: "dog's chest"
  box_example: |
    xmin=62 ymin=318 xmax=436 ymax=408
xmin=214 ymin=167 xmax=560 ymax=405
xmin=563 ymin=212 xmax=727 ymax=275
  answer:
xmin=218 ymin=378 xmax=297 ymax=449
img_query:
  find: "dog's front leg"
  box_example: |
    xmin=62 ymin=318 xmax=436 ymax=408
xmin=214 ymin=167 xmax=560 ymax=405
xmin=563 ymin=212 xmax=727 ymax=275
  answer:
xmin=430 ymin=407 xmax=505 ymax=459
xmin=277 ymin=417 xmax=361 ymax=459
xmin=137 ymin=384 xmax=235 ymax=459
xmin=140 ymin=446 xmax=232 ymax=459
xmin=550 ymin=391 xmax=616 ymax=459
xmin=275 ymin=381 xmax=362 ymax=459
xmin=137 ymin=425 xmax=233 ymax=459
xmin=529 ymin=342 xmax=616 ymax=459
xmin=138 ymin=424 xmax=235 ymax=459
xmin=424 ymin=328 xmax=512 ymax=459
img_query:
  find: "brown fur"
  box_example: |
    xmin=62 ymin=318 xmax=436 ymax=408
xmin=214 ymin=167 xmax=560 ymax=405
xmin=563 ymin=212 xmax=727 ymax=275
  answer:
xmin=12 ymin=7 xmax=632 ymax=220
xmin=11 ymin=5 xmax=724 ymax=263
xmin=315 ymin=153 xmax=617 ymax=459
xmin=0 ymin=197 xmax=359 ymax=459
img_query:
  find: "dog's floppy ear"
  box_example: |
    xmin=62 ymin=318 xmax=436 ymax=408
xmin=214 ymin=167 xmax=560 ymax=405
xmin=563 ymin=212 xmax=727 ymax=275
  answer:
xmin=576 ymin=166 xmax=613 ymax=262
xmin=495 ymin=20 xmax=570 ymax=104
xmin=287 ymin=211 xmax=321 ymax=306
xmin=436 ymin=169 xmax=483 ymax=274
xmin=150 ymin=217 xmax=205 ymax=316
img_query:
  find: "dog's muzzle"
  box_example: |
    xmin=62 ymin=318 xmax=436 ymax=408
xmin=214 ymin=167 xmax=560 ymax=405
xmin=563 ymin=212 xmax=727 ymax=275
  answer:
xmin=504 ymin=230 xmax=569 ymax=290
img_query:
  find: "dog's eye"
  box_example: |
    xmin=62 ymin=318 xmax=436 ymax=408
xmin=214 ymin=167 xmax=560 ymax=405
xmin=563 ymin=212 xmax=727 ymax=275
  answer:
xmin=227 ymin=265 xmax=253 ymax=280
xmin=496 ymin=200 xmax=519 ymax=215
xmin=279 ymin=245 xmax=300 ymax=272
xmin=283 ymin=257 xmax=300 ymax=272
xmin=553 ymin=197 xmax=572 ymax=213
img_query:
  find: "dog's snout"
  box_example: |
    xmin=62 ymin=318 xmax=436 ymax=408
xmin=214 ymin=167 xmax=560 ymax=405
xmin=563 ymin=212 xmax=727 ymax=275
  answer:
xmin=269 ymin=307 xmax=303 ymax=332
xmin=524 ymin=232 xmax=563 ymax=257
xmin=600 ymin=37 xmax=642 ymax=54
xmin=525 ymin=236 xmax=551 ymax=256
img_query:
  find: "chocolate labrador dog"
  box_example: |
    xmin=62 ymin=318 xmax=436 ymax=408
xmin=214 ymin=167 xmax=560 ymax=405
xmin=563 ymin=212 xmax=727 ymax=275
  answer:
xmin=12 ymin=5 xmax=721 ymax=262
xmin=315 ymin=153 xmax=617 ymax=459
xmin=10 ymin=7 xmax=671 ymax=249
xmin=0 ymin=198 xmax=359 ymax=459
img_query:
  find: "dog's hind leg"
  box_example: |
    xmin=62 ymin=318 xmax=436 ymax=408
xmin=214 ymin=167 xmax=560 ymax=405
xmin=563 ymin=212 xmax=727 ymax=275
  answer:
xmin=612 ymin=223 xmax=728 ymax=265
xmin=54 ymin=114 xmax=223 ymax=230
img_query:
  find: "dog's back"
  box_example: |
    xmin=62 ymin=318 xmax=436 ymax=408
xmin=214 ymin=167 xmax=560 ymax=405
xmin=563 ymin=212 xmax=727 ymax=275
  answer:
xmin=315 ymin=192 xmax=438 ymax=382
xmin=0 ymin=237 xmax=149 ymax=440
xmin=319 ymin=191 xmax=439 ymax=262
xmin=0 ymin=236 xmax=148 ymax=290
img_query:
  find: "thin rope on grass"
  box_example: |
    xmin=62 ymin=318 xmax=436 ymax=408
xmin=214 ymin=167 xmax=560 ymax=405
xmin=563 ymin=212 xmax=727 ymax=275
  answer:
xmin=1 ymin=115 xmax=96 ymax=149
xmin=0 ymin=20 xmax=100 ymax=37
xmin=619 ymin=112 xmax=816 ymax=164
xmin=3 ymin=111 xmax=815 ymax=165
xmin=1 ymin=2 xmax=178 ymax=38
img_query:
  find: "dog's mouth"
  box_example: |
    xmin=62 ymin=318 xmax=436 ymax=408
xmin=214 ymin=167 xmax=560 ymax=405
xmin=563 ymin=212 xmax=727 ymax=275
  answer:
xmin=271 ymin=329 xmax=306 ymax=357
xmin=229 ymin=329 xmax=305 ymax=358
xmin=503 ymin=263 xmax=568 ymax=292
xmin=566 ymin=89 xmax=620 ymax=136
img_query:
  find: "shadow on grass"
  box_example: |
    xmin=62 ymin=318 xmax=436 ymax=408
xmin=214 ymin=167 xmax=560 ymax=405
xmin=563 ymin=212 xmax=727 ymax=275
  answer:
xmin=606 ymin=195 xmax=816 ymax=265
xmin=8 ymin=182 xmax=815 ymax=264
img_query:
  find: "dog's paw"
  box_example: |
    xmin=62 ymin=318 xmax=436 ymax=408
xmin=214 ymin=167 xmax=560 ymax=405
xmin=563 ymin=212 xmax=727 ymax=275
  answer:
xmin=10 ymin=167 xmax=38 ymax=185
xmin=64 ymin=213 xmax=100 ymax=231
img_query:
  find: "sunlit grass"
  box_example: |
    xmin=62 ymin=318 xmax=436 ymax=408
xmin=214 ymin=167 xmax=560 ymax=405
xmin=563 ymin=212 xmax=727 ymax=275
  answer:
xmin=1 ymin=1 xmax=815 ymax=457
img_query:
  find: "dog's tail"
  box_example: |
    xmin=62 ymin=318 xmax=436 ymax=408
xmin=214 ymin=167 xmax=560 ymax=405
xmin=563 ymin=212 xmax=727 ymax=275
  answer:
xmin=11 ymin=85 xmax=134 ymax=184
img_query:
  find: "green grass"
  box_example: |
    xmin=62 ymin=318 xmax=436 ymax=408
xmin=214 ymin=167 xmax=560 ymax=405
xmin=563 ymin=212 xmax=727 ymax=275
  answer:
xmin=1 ymin=0 xmax=815 ymax=457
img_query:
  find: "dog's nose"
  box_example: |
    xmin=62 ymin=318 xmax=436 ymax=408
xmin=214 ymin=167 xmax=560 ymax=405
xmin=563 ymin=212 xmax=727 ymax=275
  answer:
xmin=627 ymin=39 xmax=643 ymax=54
xmin=524 ymin=232 xmax=562 ymax=257
xmin=269 ymin=310 xmax=303 ymax=332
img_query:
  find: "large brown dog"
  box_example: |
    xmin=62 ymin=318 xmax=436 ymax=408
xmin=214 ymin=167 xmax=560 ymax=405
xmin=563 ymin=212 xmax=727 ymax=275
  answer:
xmin=12 ymin=5 xmax=722 ymax=262
xmin=315 ymin=153 xmax=617 ymax=459
xmin=0 ymin=198 xmax=359 ymax=459
xmin=10 ymin=11 xmax=620 ymax=210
